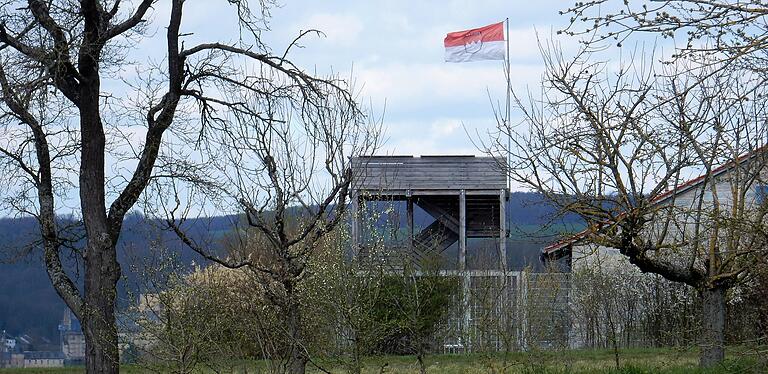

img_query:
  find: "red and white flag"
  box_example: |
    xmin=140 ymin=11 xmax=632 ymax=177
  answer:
xmin=444 ymin=22 xmax=505 ymax=63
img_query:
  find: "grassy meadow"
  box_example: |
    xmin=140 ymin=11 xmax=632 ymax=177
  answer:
xmin=1 ymin=347 xmax=766 ymax=373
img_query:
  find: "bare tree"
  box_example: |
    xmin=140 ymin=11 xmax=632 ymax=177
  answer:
xmin=0 ymin=1 xmax=373 ymax=373
xmin=153 ymin=59 xmax=380 ymax=373
xmin=560 ymin=0 xmax=768 ymax=70
xmin=488 ymin=43 xmax=768 ymax=367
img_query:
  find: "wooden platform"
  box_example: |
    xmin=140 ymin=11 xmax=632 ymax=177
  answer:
xmin=350 ymin=155 xmax=509 ymax=271
xmin=350 ymin=155 xmax=512 ymax=350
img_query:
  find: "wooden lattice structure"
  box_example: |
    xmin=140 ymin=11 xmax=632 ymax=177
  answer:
xmin=350 ymin=155 xmax=508 ymax=270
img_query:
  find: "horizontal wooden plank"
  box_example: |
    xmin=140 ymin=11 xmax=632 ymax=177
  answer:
xmin=357 ymin=180 xmax=506 ymax=187
xmin=353 ymin=157 xmax=494 ymax=161
xmin=356 ymin=170 xmax=504 ymax=176
xmin=356 ymin=173 xmax=504 ymax=178
xmin=355 ymin=159 xmax=498 ymax=163
xmin=360 ymin=181 xmax=503 ymax=186
xmin=356 ymin=164 xmax=502 ymax=169
xmin=354 ymin=189 xmax=505 ymax=196
xmin=357 ymin=184 xmax=507 ymax=190
xmin=353 ymin=156 xmax=503 ymax=162
xmin=355 ymin=166 xmax=504 ymax=172
xmin=357 ymin=171 xmax=505 ymax=179
xmin=358 ymin=173 xmax=504 ymax=178
xmin=356 ymin=165 xmax=503 ymax=169
xmin=356 ymin=177 xmax=505 ymax=183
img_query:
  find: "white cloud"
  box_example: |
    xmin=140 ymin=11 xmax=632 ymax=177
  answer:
xmin=356 ymin=62 xmax=543 ymax=111
xmin=295 ymin=13 xmax=364 ymax=46
xmin=380 ymin=117 xmax=498 ymax=156
xmin=431 ymin=119 xmax=461 ymax=136
xmin=508 ymin=27 xmax=546 ymax=62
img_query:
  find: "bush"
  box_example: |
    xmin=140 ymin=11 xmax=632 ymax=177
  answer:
xmin=369 ymin=274 xmax=460 ymax=355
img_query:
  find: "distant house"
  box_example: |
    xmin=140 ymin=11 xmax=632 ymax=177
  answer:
xmin=2 ymin=338 xmax=15 ymax=351
xmin=23 ymin=351 xmax=65 ymax=368
xmin=540 ymin=148 xmax=768 ymax=348
xmin=0 ymin=332 xmax=21 ymax=368
xmin=543 ymin=147 xmax=768 ymax=269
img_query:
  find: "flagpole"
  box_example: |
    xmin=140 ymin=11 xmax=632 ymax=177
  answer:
xmin=505 ymin=17 xmax=510 ymax=190
xmin=503 ymin=17 xmax=512 ymax=274
xmin=504 ymin=18 xmax=511 ymax=274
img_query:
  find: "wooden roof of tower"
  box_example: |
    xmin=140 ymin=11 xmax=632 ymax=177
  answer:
xmin=351 ymin=155 xmax=507 ymax=194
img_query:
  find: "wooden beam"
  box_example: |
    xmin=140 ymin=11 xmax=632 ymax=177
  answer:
xmin=459 ymin=190 xmax=466 ymax=272
xmin=354 ymin=189 xmax=504 ymax=197
xmin=415 ymin=197 xmax=459 ymax=234
xmin=407 ymin=194 xmax=414 ymax=251
xmin=499 ymin=189 xmax=507 ymax=272
xmin=459 ymin=189 xmax=471 ymax=348
xmin=350 ymin=193 xmax=361 ymax=255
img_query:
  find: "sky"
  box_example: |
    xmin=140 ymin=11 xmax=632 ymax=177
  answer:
xmin=0 ymin=1 xmax=587 ymax=217
xmin=185 ymin=0 xmax=576 ymax=156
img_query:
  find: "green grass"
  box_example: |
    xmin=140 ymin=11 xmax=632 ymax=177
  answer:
xmin=1 ymin=347 xmax=765 ymax=373
xmin=331 ymin=347 xmax=766 ymax=374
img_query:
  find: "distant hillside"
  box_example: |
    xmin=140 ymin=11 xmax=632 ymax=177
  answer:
xmin=0 ymin=192 xmax=580 ymax=342
xmin=0 ymin=214 xmax=221 ymax=341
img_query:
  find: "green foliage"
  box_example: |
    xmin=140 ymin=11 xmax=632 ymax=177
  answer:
xmin=368 ymin=274 xmax=460 ymax=355
xmin=123 ymin=262 xmax=282 ymax=373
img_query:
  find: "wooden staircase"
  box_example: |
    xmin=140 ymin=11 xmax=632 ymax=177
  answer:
xmin=410 ymin=197 xmax=460 ymax=260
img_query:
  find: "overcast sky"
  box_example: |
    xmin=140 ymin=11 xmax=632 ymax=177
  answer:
xmin=224 ymin=0 xmax=575 ymax=156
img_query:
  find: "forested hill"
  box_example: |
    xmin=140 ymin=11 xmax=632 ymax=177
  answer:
xmin=0 ymin=192 xmax=581 ymax=342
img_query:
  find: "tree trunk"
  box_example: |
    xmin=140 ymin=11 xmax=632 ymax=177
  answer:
xmin=289 ymin=355 xmax=307 ymax=374
xmin=352 ymin=333 xmax=362 ymax=374
xmin=77 ymin=42 xmax=122 ymax=371
xmin=416 ymin=353 xmax=426 ymax=374
xmin=699 ymin=286 xmax=726 ymax=368
xmin=285 ymin=286 xmax=307 ymax=374
xmin=83 ymin=242 xmax=121 ymax=374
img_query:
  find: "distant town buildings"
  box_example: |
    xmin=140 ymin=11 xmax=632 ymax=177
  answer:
xmin=60 ymin=309 xmax=86 ymax=365
xmin=0 ymin=330 xmax=19 ymax=369
xmin=0 ymin=309 xmax=85 ymax=368
xmin=22 ymin=351 xmax=65 ymax=368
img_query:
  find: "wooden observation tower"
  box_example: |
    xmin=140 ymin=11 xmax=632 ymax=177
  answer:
xmin=350 ymin=155 xmax=508 ymax=270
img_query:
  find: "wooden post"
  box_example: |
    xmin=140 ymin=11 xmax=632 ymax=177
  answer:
xmin=518 ymin=269 xmax=528 ymax=350
xmin=499 ymin=189 xmax=507 ymax=272
xmin=459 ymin=190 xmax=466 ymax=272
xmin=499 ymin=188 xmax=509 ymax=347
xmin=350 ymin=193 xmax=361 ymax=256
xmin=407 ymin=192 xmax=414 ymax=251
xmin=459 ymin=190 xmax=471 ymax=348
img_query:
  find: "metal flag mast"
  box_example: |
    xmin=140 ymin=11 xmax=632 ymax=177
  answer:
xmin=504 ymin=18 xmax=511 ymax=271
xmin=443 ymin=18 xmax=511 ymax=272
xmin=505 ymin=17 xmax=511 ymax=191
